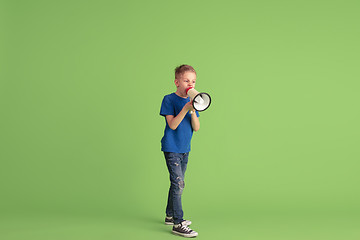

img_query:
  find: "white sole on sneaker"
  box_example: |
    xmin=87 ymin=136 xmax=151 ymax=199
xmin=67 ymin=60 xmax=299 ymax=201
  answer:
xmin=165 ymin=220 xmax=192 ymax=226
xmin=172 ymin=230 xmax=198 ymax=238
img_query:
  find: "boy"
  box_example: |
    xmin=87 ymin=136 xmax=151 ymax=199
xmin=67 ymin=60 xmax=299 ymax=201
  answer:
xmin=160 ymin=65 xmax=200 ymax=237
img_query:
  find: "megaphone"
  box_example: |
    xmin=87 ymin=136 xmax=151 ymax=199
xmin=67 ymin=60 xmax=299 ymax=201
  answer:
xmin=186 ymin=87 xmax=211 ymax=112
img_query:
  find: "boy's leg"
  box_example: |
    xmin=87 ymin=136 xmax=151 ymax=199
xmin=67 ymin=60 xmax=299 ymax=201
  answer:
xmin=181 ymin=152 xmax=189 ymax=177
xmin=164 ymin=152 xmax=186 ymax=224
xmin=165 ymin=188 xmax=173 ymax=217
xmin=165 ymin=153 xmax=188 ymax=222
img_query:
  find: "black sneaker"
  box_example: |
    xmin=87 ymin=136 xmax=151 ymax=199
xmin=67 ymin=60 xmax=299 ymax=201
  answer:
xmin=165 ymin=216 xmax=192 ymax=226
xmin=165 ymin=216 xmax=174 ymax=225
xmin=172 ymin=222 xmax=198 ymax=238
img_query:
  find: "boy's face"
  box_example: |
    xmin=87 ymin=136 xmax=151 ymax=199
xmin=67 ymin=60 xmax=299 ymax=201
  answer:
xmin=175 ymin=71 xmax=196 ymax=95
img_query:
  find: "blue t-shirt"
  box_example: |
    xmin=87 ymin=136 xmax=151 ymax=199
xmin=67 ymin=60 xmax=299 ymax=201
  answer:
xmin=160 ymin=93 xmax=200 ymax=153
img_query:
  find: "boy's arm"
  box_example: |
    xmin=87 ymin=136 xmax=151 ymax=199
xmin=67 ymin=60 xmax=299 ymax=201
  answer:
xmin=166 ymin=102 xmax=193 ymax=130
xmin=191 ymin=111 xmax=200 ymax=132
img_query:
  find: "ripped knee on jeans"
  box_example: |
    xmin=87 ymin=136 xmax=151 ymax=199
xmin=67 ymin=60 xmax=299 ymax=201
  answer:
xmin=175 ymin=177 xmax=185 ymax=194
xmin=179 ymin=180 xmax=185 ymax=189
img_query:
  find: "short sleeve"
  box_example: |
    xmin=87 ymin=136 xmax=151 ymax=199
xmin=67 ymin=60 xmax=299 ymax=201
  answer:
xmin=160 ymin=96 xmax=175 ymax=116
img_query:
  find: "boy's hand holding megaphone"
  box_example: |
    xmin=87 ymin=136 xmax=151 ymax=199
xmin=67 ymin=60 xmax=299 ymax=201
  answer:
xmin=184 ymin=100 xmax=196 ymax=114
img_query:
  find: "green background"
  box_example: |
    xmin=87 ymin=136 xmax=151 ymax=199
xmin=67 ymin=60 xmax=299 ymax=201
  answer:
xmin=1 ymin=0 xmax=359 ymax=239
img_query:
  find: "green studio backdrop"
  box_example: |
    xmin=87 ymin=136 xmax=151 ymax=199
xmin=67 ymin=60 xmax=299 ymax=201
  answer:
xmin=1 ymin=0 xmax=359 ymax=239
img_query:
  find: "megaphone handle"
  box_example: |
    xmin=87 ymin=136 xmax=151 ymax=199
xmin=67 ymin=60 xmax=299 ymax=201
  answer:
xmin=189 ymin=110 xmax=194 ymax=114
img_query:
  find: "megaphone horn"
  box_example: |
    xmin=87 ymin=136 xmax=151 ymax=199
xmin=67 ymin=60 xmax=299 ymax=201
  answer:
xmin=186 ymin=87 xmax=212 ymax=112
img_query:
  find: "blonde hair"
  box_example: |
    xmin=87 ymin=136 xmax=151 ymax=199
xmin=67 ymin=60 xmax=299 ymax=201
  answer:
xmin=175 ymin=64 xmax=196 ymax=79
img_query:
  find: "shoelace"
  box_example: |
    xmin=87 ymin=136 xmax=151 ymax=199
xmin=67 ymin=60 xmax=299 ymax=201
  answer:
xmin=181 ymin=225 xmax=192 ymax=232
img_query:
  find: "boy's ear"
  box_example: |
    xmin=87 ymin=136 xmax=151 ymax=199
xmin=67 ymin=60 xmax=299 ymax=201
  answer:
xmin=174 ymin=79 xmax=179 ymax=87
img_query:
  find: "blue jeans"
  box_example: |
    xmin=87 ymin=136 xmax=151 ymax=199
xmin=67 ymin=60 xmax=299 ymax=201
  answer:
xmin=164 ymin=152 xmax=189 ymax=224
